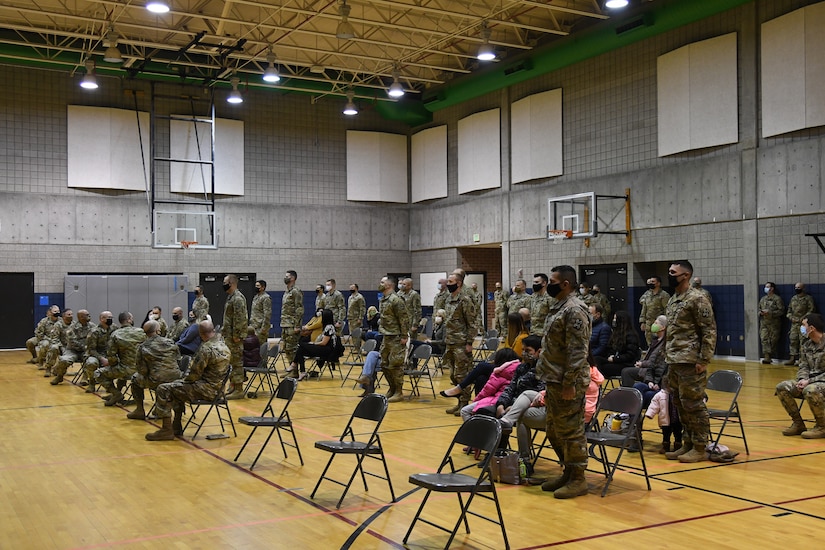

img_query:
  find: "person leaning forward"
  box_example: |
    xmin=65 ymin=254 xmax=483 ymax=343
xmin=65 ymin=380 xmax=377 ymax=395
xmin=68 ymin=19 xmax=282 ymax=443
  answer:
xmin=96 ymin=312 xmax=146 ymax=406
xmin=146 ymin=320 xmax=230 ymax=441
xmin=126 ymin=321 xmax=182 ymax=420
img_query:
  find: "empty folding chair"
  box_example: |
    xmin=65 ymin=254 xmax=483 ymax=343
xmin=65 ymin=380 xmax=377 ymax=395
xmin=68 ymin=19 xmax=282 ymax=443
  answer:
xmin=706 ymin=369 xmax=749 ymax=455
xmin=234 ymin=378 xmax=302 ymax=470
xmin=403 ymin=415 xmax=509 ymax=550
xmin=182 ymin=366 xmax=237 ymax=439
xmin=244 ymin=344 xmax=281 ymax=397
xmin=586 ymin=387 xmax=651 ymax=497
xmin=310 ymin=394 xmax=395 ymax=509
xmin=343 ymin=327 xmax=362 ymax=359
xmin=341 ymin=339 xmax=377 ymax=388
xmin=404 ymin=344 xmax=436 ymax=398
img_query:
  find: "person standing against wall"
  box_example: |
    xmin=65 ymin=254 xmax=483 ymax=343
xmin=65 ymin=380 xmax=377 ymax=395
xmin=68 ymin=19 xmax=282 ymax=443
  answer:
xmin=759 ymin=281 xmax=785 ymax=365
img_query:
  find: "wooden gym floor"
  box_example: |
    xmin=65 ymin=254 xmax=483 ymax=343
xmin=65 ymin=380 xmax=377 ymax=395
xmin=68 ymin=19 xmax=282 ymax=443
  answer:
xmin=1 ymin=348 xmax=823 ymax=549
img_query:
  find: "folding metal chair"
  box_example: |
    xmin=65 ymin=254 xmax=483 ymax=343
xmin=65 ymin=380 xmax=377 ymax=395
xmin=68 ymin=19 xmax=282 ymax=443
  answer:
xmin=182 ymin=366 xmax=237 ymax=439
xmin=341 ymin=339 xmax=377 ymax=388
xmin=403 ymin=415 xmax=509 ymax=550
xmin=706 ymin=369 xmax=749 ymax=454
xmin=486 ymin=329 xmax=499 ymax=339
xmin=343 ymin=327 xmax=362 ymax=359
xmin=532 ymin=386 xmax=603 ymax=467
xmin=244 ymin=344 xmax=281 ymax=397
xmin=404 ymin=344 xmax=436 ymax=398
xmin=586 ymin=387 xmax=650 ymax=497
xmin=310 ymin=394 xmax=395 ymax=509
xmin=234 ymin=378 xmax=303 ymax=469
xmin=473 ymin=337 xmax=499 ymax=363
xmin=305 ymin=356 xmax=342 ymax=380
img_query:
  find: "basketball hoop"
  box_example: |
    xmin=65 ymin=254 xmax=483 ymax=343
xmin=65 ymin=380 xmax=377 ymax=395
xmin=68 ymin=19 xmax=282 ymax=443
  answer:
xmin=180 ymin=241 xmax=198 ymax=250
xmin=549 ymin=229 xmax=572 ymax=244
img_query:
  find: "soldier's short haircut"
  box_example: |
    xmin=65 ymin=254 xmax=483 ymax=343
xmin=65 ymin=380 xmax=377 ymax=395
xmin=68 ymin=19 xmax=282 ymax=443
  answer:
xmin=63 ymin=308 xmax=73 ymax=315
xmin=352 ymin=283 xmax=359 ymax=290
xmin=257 ymin=279 xmax=267 ymax=289
xmin=385 ymin=275 xmax=398 ymax=286
xmin=804 ymin=313 xmax=825 ymax=333
xmin=195 ymin=285 xmax=204 ymax=293
xmin=551 ymin=265 xmax=577 ymax=286
xmin=522 ymin=335 xmax=542 ymax=351
xmin=534 ymin=273 xmax=548 ymax=284
xmin=226 ymin=273 xmax=239 ymax=285
xmin=766 ymin=281 xmax=776 ymax=289
xmin=453 ymin=268 xmax=467 ymax=277
xmin=591 ymin=304 xmax=604 ymax=316
xmin=118 ymin=311 xmax=132 ymax=324
xmin=516 ymin=278 xmax=526 ymax=287
xmin=649 ymin=275 xmax=662 ymax=283
xmin=143 ymin=320 xmax=159 ymax=335
xmin=670 ymin=260 xmax=693 ymax=275
xmin=452 ymin=272 xmax=465 ymax=283
xmin=580 ymin=281 xmax=592 ymax=289
xmin=286 ymin=270 xmax=297 ymax=280
xmin=152 ymin=305 xmax=162 ymax=313
xmin=327 ymin=278 xmax=336 ymax=285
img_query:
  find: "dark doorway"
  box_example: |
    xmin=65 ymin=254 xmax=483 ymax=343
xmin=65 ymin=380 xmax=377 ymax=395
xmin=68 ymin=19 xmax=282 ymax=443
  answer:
xmin=580 ymin=264 xmax=628 ymax=320
xmin=200 ymin=273 xmax=256 ymax=327
xmin=0 ymin=272 xmax=34 ymax=349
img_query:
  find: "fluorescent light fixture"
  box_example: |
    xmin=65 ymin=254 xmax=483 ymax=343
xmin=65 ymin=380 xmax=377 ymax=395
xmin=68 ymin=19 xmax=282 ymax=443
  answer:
xmin=227 ymin=76 xmax=243 ymax=104
xmin=387 ymin=68 xmax=404 ymax=98
xmin=263 ymin=50 xmax=280 ymax=83
xmin=343 ymin=90 xmax=358 ymax=115
xmin=605 ymin=0 xmax=629 ymax=8
xmin=146 ymin=1 xmax=170 ymax=14
xmin=80 ymin=59 xmax=98 ymax=90
xmin=336 ymin=1 xmax=355 ymax=39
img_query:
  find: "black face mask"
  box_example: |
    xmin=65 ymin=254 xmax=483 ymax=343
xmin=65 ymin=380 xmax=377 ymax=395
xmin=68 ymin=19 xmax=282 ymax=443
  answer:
xmin=591 ymin=289 xmax=598 ymax=295
xmin=105 ymin=318 xmax=113 ymax=326
xmin=647 ymin=283 xmax=656 ymax=290
xmin=283 ymin=277 xmax=291 ymax=285
xmin=667 ymin=275 xmax=679 ymax=288
xmin=222 ymin=283 xmax=231 ymax=292
xmin=795 ymin=288 xmax=803 ymax=294
xmin=446 ymin=283 xmax=458 ymax=293
xmin=172 ymin=314 xmax=181 ymax=321
xmin=547 ymin=282 xmax=562 ymax=298
xmin=532 ymin=283 xmax=544 ymax=292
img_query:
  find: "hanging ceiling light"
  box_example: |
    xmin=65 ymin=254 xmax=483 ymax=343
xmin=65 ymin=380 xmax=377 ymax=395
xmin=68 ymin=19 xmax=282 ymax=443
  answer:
xmin=343 ymin=89 xmax=358 ymax=116
xmin=145 ymin=1 xmax=170 ymax=14
xmin=262 ymin=50 xmax=280 ymax=83
xmin=80 ymin=59 xmax=98 ymax=90
xmin=336 ymin=0 xmax=355 ymax=39
xmin=227 ymin=76 xmax=243 ymax=104
xmin=605 ymin=0 xmax=630 ymax=8
xmin=387 ymin=67 xmax=404 ymax=98
xmin=477 ymin=21 xmax=496 ymax=61
xmin=103 ymin=29 xmax=123 ymax=64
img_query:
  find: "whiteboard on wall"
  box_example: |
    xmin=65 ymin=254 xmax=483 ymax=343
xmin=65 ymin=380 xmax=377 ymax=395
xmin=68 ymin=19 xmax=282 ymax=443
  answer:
xmin=170 ymin=117 xmax=244 ymax=195
xmin=346 ymin=130 xmax=408 ymax=203
xmin=458 ymin=109 xmax=501 ymax=194
xmin=411 ymin=126 xmax=447 ymax=203
xmin=67 ymin=106 xmax=150 ymax=190
xmin=419 ymin=272 xmax=446 ymax=307
xmin=657 ymin=33 xmax=738 ymax=156
xmin=512 ymin=89 xmax=563 ymax=184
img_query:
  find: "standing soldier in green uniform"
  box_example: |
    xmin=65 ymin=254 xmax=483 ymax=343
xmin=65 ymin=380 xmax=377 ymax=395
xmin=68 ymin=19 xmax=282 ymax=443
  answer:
xmin=776 ymin=313 xmax=825 ymax=439
xmin=507 ymin=279 xmax=531 ymax=317
xmin=443 ymin=272 xmax=478 ymax=415
xmin=664 ymin=260 xmax=716 ymax=463
xmin=785 ymin=282 xmax=815 ymax=366
xmin=192 ymin=286 xmax=209 ymax=321
xmin=126 ymin=320 xmax=182 ymax=420
xmin=537 ymin=265 xmax=592 ymax=499
xmin=433 ymin=278 xmax=449 ymax=314
xmin=639 ymin=276 xmax=670 ymax=346
xmin=691 ymin=277 xmax=713 ymax=306
xmin=578 ymin=282 xmax=597 ymax=308
xmin=493 ymin=282 xmax=509 ymax=336
xmin=96 ymin=311 xmax=146 ymax=406
xmin=378 ymin=275 xmax=410 ymax=403
xmin=347 ymin=283 xmax=366 ymax=333
xmin=398 ymin=278 xmax=422 ymax=338
xmin=324 ymin=279 xmax=346 ymax=337
xmin=167 ymin=307 xmax=188 ymax=342
xmin=592 ymin=285 xmax=612 ymax=322
xmin=222 ymin=274 xmax=248 ymax=399
xmin=759 ymin=281 xmax=785 ymax=364
xmin=251 ymin=280 xmax=272 ymax=344
xmin=530 ymin=273 xmax=555 ymax=336
xmin=281 ymin=270 xmax=304 ymax=378
xmin=83 ymin=311 xmax=113 ymax=393
xmin=51 ymin=309 xmax=95 ymax=385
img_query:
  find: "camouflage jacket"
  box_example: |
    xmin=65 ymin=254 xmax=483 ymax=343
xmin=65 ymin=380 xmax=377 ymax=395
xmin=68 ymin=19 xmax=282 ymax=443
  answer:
xmin=536 ymin=294 xmax=591 ymax=389
xmin=433 ymin=289 xmax=450 ymax=314
xmin=185 ymin=336 xmax=231 ymax=392
xmin=379 ymin=292 xmax=410 ymax=337
xmin=399 ymin=289 xmax=422 ymax=330
xmin=135 ymin=335 xmax=181 ymax=384
xmin=347 ymin=292 xmax=366 ymax=326
xmin=493 ymin=289 xmax=510 ymax=314
xmin=250 ymin=292 xmax=272 ymax=333
xmin=787 ymin=293 xmax=815 ymax=324
xmin=108 ymin=325 xmax=147 ymax=370
xmin=797 ymin=336 xmax=825 ymax=383
xmin=168 ymin=319 xmax=189 ymax=342
xmin=665 ymin=288 xmax=716 ymax=365
xmin=639 ymin=289 xmax=670 ymax=326
xmin=87 ymin=324 xmax=113 ymax=361
xmin=759 ymin=293 xmax=785 ymax=323
xmin=280 ymin=286 xmax=304 ymax=328
xmin=325 ymin=290 xmax=346 ymax=325
xmin=529 ymin=292 xmax=556 ymax=336
xmin=66 ymin=321 xmax=95 ymax=354
xmin=223 ymin=289 xmax=248 ymax=341
xmin=506 ymin=292 xmax=531 ymax=315
xmin=47 ymin=320 xmax=72 ymax=347
xmin=33 ymin=316 xmax=52 ymax=340
xmin=444 ymin=290 xmax=478 ymax=347
xmin=192 ymin=295 xmax=210 ymax=321
xmin=594 ymin=292 xmax=611 ymax=318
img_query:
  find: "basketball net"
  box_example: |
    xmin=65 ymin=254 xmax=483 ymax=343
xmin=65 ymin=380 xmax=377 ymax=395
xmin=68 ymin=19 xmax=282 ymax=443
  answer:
xmin=549 ymin=229 xmax=572 ymax=244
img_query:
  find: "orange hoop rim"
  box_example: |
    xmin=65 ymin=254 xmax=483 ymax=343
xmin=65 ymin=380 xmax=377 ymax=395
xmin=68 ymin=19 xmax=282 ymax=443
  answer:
xmin=549 ymin=229 xmax=573 ymax=240
xmin=180 ymin=241 xmax=198 ymax=249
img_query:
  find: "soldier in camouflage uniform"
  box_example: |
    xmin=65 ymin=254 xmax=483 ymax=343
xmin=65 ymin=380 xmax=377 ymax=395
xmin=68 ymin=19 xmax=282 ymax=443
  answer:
xmin=51 ymin=309 xmax=95 ymax=385
xmin=664 ymin=260 xmax=717 ymax=463
xmin=96 ymin=311 xmax=147 ymax=406
xmin=785 ymin=283 xmax=815 ymax=366
xmin=29 ymin=305 xmax=60 ymax=367
xmin=146 ymin=321 xmax=230 ymax=441
xmin=691 ymin=277 xmax=713 ymax=306
xmin=530 ymin=273 xmax=555 ymax=336
xmin=433 ymin=278 xmax=449 ymax=315
xmin=468 ymin=282 xmax=484 ymax=335
xmin=398 ymin=278 xmax=422 ymax=338
xmin=759 ymin=281 xmax=785 ymax=364
xmin=776 ymin=313 xmax=825 ymax=439
xmin=578 ymin=282 xmax=598 ymax=309
xmin=443 ymin=273 xmax=478 ymax=414
xmin=281 ymin=271 xmax=304 ymax=378
xmin=192 ymin=286 xmax=209 ymax=322
xmin=347 ymin=283 xmax=366 ymax=333
xmin=167 ymin=307 xmax=188 ymax=343
xmin=126 ymin=320 xmax=182 ymax=420
xmin=250 ymin=279 xmax=272 ymax=344
xmin=378 ymin=275 xmax=411 ymax=403
xmin=149 ymin=306 xmax=168 ymax=337
xmin=639 ymin=276 xmax=670 ymax=346
xmin=493 ymin=282 xmax=509 ymax=336
xmin=43 ymin=310 xmax=74 ymax=377
xmin=507 ymin=280 xmax=531 ymax=318
xmin=324 ymin=279 xmax=346 ymax=337
xmin=592 ymin=285 xmax=612 ymax=322
xmin=314 ymin=284 xmax=326 ymax=311
xmin=536 ymin=265 xmax=592 ymax=499
xmin=83 ymin=311 xmax=113 ymax=393
xmin=222 ymin=274 xmax=249 ymax=399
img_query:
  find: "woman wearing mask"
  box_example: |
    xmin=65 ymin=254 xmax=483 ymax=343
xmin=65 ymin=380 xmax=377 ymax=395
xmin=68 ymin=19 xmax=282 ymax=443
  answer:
xmin=596 ymin=310 xmax=641 ymax=378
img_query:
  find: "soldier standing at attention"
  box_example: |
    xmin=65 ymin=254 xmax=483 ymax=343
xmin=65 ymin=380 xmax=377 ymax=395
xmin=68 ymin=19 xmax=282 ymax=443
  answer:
xmin=146 ymin=321 xmax=230 ymax=441
xmin=785 ymin=282 xmax=815 ymax=366
xmin=398 ymin=278 xmax=422 ymax=338
xmin=433 ymin=278 xmax=449 ymax=315
xmin=192 ymin=286 xmax=209 ymax=321
xmin=443 ymin=272 xmax=478 ymax=414
xmin=493 ymin=282 xmax=509 ymax=336
xmin=664 ymin=260 xmax=716 ymax=463
xmin=507 ymin=279 xmax=531 ymax=316
xmin=126 ymin=320 xmax=181 ymax=421
xmin=324 ymin=279 xmax=346 ymax=337
xmin=691 ymin=277 xmax=713 ymax=306
xmin=222 ymin=273 xmax=249 ymax=399
xmin=469 ymin=282 xmax=484 ymax=335
xmin=578 ymin=282 xmax=597 ymax=308
xmin=347 ymin=283 xmax=366 ymax=333
xmin=83 ymin=311 xmax=113 ymax=393
xmin=592 ymin=285 xmax=611 ymax=322
xmin=281 ymin=270 xmax=304 ymax=378
xmin=759 ymin=281 xmax=785 ymax=364
xmin=96 ymin=312 xmax=146 ymax=406
xmin=530 ymin=273 xmax=554 ymax=337
xmin=51 ymin=309 xmax=95 ymax=385
xmin=536 ymin=265 xmax=591 ymax=499
xmin=378 ymin=275 xmax=410 ymax=403
xmin=250 ymin=279 xmax=272 ymax=345
xmin=639 ymin=276 xmax=670 ymax=346
xmin=167 ymin=307 xmax=188 ymax=343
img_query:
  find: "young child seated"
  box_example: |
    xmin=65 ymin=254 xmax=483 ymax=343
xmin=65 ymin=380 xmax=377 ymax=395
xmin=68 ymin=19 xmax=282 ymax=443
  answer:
xmin=644 ymin=378 xmax=683 ymax=453
xmin=243 ymin=325 xmax=262 ymax=368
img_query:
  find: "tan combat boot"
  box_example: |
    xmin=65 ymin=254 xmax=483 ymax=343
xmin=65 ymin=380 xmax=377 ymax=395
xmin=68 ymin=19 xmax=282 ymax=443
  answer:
xmin=225 ymin=384 xmax=246 ymax=400
xmin=49 ymin=374 xmax=63 ymax=385
xmin=104 ymin=389 xmax=123 ymax=407
xmin=801 ymin=408 xmax=825 ymax=439
xmin=665 ymin=440 xmax=691 ymax=460
xmin=554 ymin=466 xmax=588 ymax=499
xmin=541 ymin=468 xmax=570 ymax=492
xmin=145 ymin=417 xmax=176 ymax=441
xmin=784 ymin=355 xmax=797 ymax=366
xmin=126 ymin=403 xmax=146 ymax=420
xmin=782 ymin=419 xmax=807 ymax=436
xmin=761 ymin=354 xmax=772 ymax=365
xmin=678 ymin=443 xmax=707 ymax=463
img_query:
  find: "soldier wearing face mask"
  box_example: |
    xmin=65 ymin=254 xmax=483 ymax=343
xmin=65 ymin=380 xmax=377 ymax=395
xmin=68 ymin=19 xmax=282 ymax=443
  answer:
xmin=222 ymin=273 xmax=249 ymax=399
xmin=639 ymin=276 xmax=670 ymax=346
xmin=51 ymin=309 xmax=95 ymax=386
xmin=82 ymin=311 xmax=114 ymax=393
xmin=43 ymin=309 xmax=74 ymax=377
xmin=759 ymin=281 xmax=785 ymax=364
xmin=192 ymin=286 xmax=209 ymax=322
xmin=530 ymin=273 xmax=555 ymax=336
xmin=398 ymin=278 xmax=422 ymax=338
xmin=434 ymin=278 xmax=449 ymax=313
xmin=578 ymin=282 xmax=597 ymax=308
xmin=168 ymin=307 xmax=188 ymax=342
xmin=785 ymin=283 xmax=815 ymax=366
xmin=323 ymin=279 xmax=346 ymax=337
xmin=493 ymin=282 xmax=510 ymax=336
xmin=507 ymin=279 xmax=531 ymax=317
xmin=30 ymin=305 xmax=60 ymax=368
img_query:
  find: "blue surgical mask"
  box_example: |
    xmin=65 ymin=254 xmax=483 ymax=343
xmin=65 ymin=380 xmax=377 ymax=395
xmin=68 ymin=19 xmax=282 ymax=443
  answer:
xmin=801 ymin=325 xmax=808 ymax=336
xmin=764 ymin=286 xmax=770 ymax=294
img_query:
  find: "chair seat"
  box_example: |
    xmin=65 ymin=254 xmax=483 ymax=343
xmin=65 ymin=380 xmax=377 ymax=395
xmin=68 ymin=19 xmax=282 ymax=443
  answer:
xmin=409 ymin=472 xmax=494 ymax=492
xmin=586 ymin=431 xmax=631 ymax=446
xmin=315 ymin=440 xmax=382 ymax=454
xmin=238 ymin=416 xmax=291 ymax=427
xmin=708 ymin=408 xmax=739 ymax=417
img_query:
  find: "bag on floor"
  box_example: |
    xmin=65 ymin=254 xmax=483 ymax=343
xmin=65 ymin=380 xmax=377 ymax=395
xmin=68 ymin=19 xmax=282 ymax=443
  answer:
xmin=705 ymin=443 xmax=739 ymax=463
xmin=488 ymin=449 xmax=521 ymax=484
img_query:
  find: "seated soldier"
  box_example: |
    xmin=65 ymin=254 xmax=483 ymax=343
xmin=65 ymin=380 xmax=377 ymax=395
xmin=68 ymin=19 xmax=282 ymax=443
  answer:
xmin=776 ymin=313 xmax=825 ymax=439
xmin=145 ymin=320 xmax=231 ymax=441
xmin=94 ymin=311 xmax=146 ymax=406
xmin=83 ymin=311 xmax=114 ymax=393
xmin=167 ymin=307 xmax=188 ymax=343
xmin=126 ymin=320 xmax=182 ymax=420
xmin=26 ymin=305 xmax=59 ymax=365
xmin=43 ymin=309 xmax=74 ymax=377
xmin=51 ymin=309 xmax=95 ymax=385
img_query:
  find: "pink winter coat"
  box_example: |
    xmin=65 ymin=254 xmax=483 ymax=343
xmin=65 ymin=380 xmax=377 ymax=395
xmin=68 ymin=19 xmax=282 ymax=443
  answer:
xmin=471 ymin=359 xmax=520 ymax=412
xmin=645 ymin=389 xmax=670 ymax=427
xmin=585 ymin=366 xmax=605 ymax=423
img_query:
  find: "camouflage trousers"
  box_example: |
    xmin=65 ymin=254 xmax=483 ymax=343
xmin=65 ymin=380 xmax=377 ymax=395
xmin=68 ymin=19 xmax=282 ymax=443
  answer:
xmin=94 ymin=364 xmax=136 ymax=391
xmin=667 ymin=363 xmax=709 ymax=447
xmin=131 ymin=371 xmax=183 ymax=405
xmin=379 ymin=335 xmax=406 ymax=371
xmin=226 ymin=340 xmax=243 ymax=384
xmin=788 ymin=322 xmax=803 ymax=357
xmin=760 ymin=321 xmax=781 ymax=356
xmin=442 ymin=345 xmax=472 ymax=404
xmin=53 ymin=350 xmax=86 ymax=378
xmin=26 ymin=336 xmax=39 ymax=358
xmin=45 ymin=344 xmax=64 ymax=369
xmin=280 ymin=330 xmax=299 ymax=365
xmin=35 ymin=339 xmax=51 ymax=366
xmin=83 ymin=357 xmax=104 ymax=382
xmin=154 ymin=380 xmax=216 ymax=419
xmin=496 ymin=313 xmax=508 ymax=338
xmin=544 ymin=383 xmax=588 ymax=468
xmin=776 ymin=379 xmax=825 ymax=424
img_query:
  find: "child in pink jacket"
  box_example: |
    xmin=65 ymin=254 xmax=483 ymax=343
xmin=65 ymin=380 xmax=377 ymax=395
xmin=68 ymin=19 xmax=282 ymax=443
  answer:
xmin=644 ymin=378 xmax=683 ymax=453
xmin=459 ymin=358 xmax=520 ymax=421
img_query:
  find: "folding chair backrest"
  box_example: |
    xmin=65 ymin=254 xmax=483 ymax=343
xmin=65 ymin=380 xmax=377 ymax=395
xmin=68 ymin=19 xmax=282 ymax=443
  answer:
xmin=454 ymin=415 xmax=502 ymax=454
xmin=352 ymin=393 xmax=389 ymax=423
xmin=257 ymin=343 xmax=268 ymax=367
xmin=362 ymin=339 xmax=378 ymax=354
xmin=598 ymin=386 xmax=642 ymax=420
xmin=484 ymin=337 xmax=499 ymax=351
xmin=486 ymin=329 xmax=499 ymax=339
xmin=411 ymin=344 xmax=432 ymax=361
xmin=350 ymin=327 xmax=362 ymax=341
xmin=276 ymin=376 xmax=298 ymax=402
xmin=707 ymin=370 xmax=743 ymax=395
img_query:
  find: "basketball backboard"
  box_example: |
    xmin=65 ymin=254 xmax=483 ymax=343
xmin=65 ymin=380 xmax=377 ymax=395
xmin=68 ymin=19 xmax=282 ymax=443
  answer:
xmin=547 ymin=192 xmax=596 ymax=239
xmin=154 ymin=210 xmax=217 ymax=249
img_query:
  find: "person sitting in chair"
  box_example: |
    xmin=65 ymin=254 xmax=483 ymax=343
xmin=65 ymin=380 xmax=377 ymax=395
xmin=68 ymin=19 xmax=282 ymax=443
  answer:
xmin=288 ymin=309 xmax=338 ymax=381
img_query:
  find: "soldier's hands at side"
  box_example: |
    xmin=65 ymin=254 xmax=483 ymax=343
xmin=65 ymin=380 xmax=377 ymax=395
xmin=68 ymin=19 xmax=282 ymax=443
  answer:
xmin=695 ymin=363 xmax=707 ymax=374
xmin=561 ymin=386 xmax=575 ymax=400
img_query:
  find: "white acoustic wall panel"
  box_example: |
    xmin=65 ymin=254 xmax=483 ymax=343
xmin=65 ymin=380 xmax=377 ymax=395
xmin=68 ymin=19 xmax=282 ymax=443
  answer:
xmin=657 ymin=33 xmax=738 ymax=156
xmin=762 ymin=2 xmax=825 ymax=138
xmin=411 ymin=125 xmax=447 ymax=203
xmin=458 ymin=109 xmax=501 ymax=194
xmin=346 ymin=131 xmax=408 ymax=203
xmin=419 ymin=272 xmax=447 ymax=307
xmin=170 ymin=117 xmax=245 ymax=196
xmin=67 ymin=106 xmax=150 ymax=190
xmin=511 ymin=89 xmax=563 ymax=184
